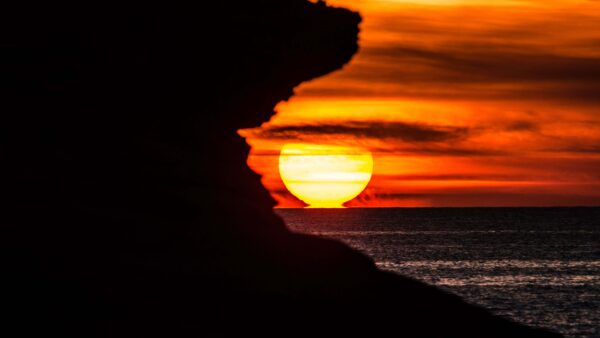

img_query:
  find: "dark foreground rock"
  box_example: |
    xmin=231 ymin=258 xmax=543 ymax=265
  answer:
xmin=3 ymin=1 xmax=561 ymax=337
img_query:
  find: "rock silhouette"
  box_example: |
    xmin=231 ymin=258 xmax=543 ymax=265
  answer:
xmin=3 ymin=1 xmax=561 ymax=337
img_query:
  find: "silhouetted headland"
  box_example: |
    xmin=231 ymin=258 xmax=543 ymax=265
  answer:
xmin=3 ymin=1 xmax=562 ymax=336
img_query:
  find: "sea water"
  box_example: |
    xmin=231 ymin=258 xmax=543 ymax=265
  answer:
xmin=277 ymin=207 xmax=600 ymax=337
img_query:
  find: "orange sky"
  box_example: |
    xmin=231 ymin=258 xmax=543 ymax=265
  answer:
xmin=241 ymin=0 xmax=600 ymax=208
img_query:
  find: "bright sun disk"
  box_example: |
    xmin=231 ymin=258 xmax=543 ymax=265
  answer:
xmin=278 ymin=143 xmax=373 ymax=208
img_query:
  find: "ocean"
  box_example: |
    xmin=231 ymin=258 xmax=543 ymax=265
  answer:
xmin=276 ymin=207 xmax=600 ymax=338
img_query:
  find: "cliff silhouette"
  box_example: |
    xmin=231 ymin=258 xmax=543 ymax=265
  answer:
xmin=3 ymin=1 xmax=561 ymax=337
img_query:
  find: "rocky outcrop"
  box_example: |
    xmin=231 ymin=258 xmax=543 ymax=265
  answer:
xmin=3 ymin=1 xmax=561 ymax=337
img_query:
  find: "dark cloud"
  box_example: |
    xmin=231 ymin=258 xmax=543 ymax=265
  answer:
xmin=503 ymin=120 xmax=538 ymax=132
xmin=361 ymin=46 xmax=600 ymax=83
xmin=379 ymin=169 xmax=600 ymax=182
xmin=300 ymin=82 xmax=600 ymax=102
xmin=367 ymin=146 xmax=504 ymax=157
xmin=542 ymin=146 xmax=600 ymax=154
xmin=246 ymin=120 xmax=469 ymax=142
xmin=307 ymin=45 xmax=600 ymax=102
xmin=249 ymin=145 xmax=503 ymax=157
xmin=244 ymin=119 xmax=547 ymax=156
xmin=300 ymin=6 xmax=600 ymax=103
xmin=242 ymin=120 xmax=541 ymax=157
xmin=378 ymin=174 xmax=536 ymax=182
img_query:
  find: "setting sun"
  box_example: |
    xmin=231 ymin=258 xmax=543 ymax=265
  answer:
xmin=278 ymin=143 xmax=373 ymax=208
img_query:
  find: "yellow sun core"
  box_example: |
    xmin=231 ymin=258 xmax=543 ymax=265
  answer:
xmin=278 ymin=143 xmax=373 ymax=208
